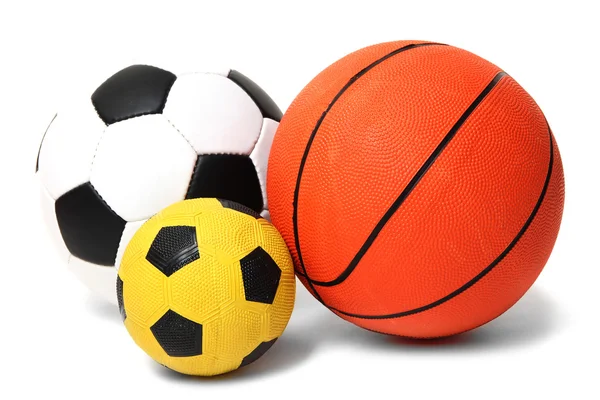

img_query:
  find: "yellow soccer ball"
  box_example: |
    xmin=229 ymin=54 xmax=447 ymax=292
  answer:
xmin=117 ymin=198 xmax=295 ymax=376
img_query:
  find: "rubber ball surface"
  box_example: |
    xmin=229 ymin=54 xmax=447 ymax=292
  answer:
xmin=118 ymin=198 xmax=295 ymax=375
xmin=267 ymin=40 xmax=565 ymax=338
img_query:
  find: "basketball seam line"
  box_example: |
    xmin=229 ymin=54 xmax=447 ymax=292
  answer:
xmin=330 ymin=124 xmax=555 ymax=320
xmin=309 ymin=71 xmax=507 ymax=287
xmin=291 ymin=42 xmax=445 ymax=304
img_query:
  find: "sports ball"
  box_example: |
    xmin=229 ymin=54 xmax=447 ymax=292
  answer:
xmin=36 ymin=65 xmax=282 ymax=303
xmin=117 ymin=198 xmax=295 ymax=376
xmin=268 ymin=40 xmax=565 ymax=338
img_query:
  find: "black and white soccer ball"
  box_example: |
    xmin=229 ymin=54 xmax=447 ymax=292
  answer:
xmin=36 ymin=65 xmax=282 ymax=304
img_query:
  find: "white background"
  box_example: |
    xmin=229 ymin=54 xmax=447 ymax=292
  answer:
xmin=1 ymin=0 xmax=598 ymax=398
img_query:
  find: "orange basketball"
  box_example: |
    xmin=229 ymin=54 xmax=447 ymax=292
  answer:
xmin=267 ymin=41 xmax=565 ymax=338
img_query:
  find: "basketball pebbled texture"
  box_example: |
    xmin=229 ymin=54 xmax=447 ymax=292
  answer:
xmin=267 ymin=41 xmax=565 ymax=338
xmin=118 ymin=198 xmax=295 ymax=376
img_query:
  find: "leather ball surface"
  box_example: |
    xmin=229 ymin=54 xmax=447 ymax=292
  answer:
xmin=117 ymin=198 xmax=295 ymax=376
xmin=267 ymin=41 xmax=565 ymax=338
xmin=36 ymin=65 xmax=281 ymax=303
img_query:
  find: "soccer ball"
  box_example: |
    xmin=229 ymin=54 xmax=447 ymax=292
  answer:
xmin=36 ymin=65 xmax=282 ymax=304
xmin=117 ymin=198 xmax=295 ymax=376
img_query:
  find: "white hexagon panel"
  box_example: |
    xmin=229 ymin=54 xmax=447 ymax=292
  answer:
xmin=37 ymin=101 xmax=105 ymax=200
xmin=35 ymin=64 xmax=282 ymax=303
xmin=90 ymin=115 xmax=197 ymax=222
xmin=163 ymin=72 xmax=263 ymax=155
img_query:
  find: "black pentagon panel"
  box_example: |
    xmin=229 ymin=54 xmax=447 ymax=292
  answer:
xmin=35 ymin=113 xmax=57 ymax=173
xmin=146 ymin=226 xmax=199 ymax=277
xmin=186 ymin=154 xmax=264 ymax=213
xmin=91 ymin=65 xmax=177 ymax=125
xmin=227 ymin=70 xmax=283 ymax=122
xmin=217 ymin=199 xmax=261 ymax=219
xmin=240 ymin=247 xmax=281 ymax=304
xmin=55 ymin=182 xmax=126 ymax=266
xmin=151 ymin=310 xmax=202 ymax=357
xmin=116 ymin=275 xmax=126 ymax=321
xmin=239 ymin=338 xmax=278 ymax=368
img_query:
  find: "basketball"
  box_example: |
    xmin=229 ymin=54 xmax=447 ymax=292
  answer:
xmin=267 ymin=41 xmax=565 ymax=338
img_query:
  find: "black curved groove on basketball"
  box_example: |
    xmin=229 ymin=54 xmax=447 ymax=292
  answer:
xmin=228 ymin=70 xmax=283 ymax=122
xmin=291 ymin=42 xmax=444 ymax=303
xmin=91 ymin=65 xmax=177 ymax=125
xmin=308 ymin=71 xmax=507 ymax=287
xmin=35 ymin=113 xmax=57 ymax=173
xmin=55 ymin=182 xmax=126 ymax=266
xmin=331 ymin=127 xmax=554 ymax=320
